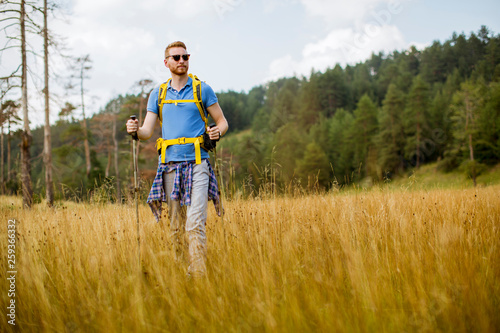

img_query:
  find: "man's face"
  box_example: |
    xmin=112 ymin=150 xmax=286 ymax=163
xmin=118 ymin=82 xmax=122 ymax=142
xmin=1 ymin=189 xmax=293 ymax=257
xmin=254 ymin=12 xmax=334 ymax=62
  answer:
xmin=164 ymin=47 xmax=189 ymax=75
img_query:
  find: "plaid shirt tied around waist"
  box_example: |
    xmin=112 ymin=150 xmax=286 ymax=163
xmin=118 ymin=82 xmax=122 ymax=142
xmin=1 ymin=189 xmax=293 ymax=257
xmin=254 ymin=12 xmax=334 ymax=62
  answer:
xmin=147 ymin=158 xmax=222 ymax=222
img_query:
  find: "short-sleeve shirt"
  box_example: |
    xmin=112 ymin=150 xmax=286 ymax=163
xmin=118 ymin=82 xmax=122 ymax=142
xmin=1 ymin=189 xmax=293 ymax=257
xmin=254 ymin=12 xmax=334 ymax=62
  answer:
xmin=147 ymin=76 xmax=218 ymax=162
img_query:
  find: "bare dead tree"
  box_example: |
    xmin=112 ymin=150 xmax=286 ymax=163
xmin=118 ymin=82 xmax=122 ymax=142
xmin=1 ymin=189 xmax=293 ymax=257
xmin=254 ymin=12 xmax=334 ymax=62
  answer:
xmin=42 ymin=0 xmax=54 ymax=206
xmin=134 ymin=79 xmax=153 ymax=159
xmin=75 ymin=55 xmax=92 ymax=178
xmin=112 ymin=99 xmax=121 ymax=202
xmin=58 ymin=101 xmax=76 ymax=121
xmin=0 ymin=81 xmax=19 ymax=193
xmin=3 ymin=101 xmax=21 ymax=185
xmin=19 ymin=0 xmax=33 ymax=207
xmin=1 ymin=0 xmax=54 ymax=206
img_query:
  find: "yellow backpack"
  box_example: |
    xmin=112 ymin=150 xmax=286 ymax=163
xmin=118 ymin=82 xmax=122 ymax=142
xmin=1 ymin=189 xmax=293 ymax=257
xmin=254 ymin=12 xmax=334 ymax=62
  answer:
xmin=155 ymin=74 xmax=210 ymax=164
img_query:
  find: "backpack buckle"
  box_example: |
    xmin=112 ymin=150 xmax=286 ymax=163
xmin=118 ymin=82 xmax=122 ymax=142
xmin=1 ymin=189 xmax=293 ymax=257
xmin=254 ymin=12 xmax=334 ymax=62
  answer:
xmin=177 ymin=137 xmax=186 ymax=144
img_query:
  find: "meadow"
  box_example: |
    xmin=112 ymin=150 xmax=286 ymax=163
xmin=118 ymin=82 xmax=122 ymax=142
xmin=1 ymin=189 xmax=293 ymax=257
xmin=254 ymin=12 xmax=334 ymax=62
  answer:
xmin=1 ymin=182 xmax=499 ymax=332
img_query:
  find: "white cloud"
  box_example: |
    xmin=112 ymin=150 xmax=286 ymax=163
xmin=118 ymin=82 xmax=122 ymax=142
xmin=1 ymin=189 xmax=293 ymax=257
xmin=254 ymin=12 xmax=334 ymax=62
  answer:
xmin=72 ymin=0 xmax=121 ymax=16
xmin=263 ymin=0 xmax=299 ymax=14
xmin=266 ymin=24 xmax=407 ymax=82
xmin=72 ymin=0 xmax=213 ymax=20
xmin=300 ymin=0 xmax=384 ymax=26
xmin=299 ymin=0 xmax=408 ymax=28
xmin=264 ymin=0 xmax=414 ymax=82
xmin=165 ymin=0 xmax=214 ymax=19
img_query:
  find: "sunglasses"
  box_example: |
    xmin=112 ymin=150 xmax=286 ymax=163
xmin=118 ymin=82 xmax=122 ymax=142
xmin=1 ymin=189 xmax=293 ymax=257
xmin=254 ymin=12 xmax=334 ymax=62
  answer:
xmin=166 ymin=54 xmax=190 ymax=61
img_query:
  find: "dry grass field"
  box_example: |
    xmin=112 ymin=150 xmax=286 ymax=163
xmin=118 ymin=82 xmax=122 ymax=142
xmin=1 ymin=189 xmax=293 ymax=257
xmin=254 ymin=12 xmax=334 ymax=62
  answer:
xmin=1 ymin=184 xmax=499 ymax=332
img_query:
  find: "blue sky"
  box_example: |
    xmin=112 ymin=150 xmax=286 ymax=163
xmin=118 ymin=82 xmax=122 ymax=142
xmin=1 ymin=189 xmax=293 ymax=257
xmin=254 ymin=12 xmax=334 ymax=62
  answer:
xmin=3 ymin=0 xmax=500 ymax=124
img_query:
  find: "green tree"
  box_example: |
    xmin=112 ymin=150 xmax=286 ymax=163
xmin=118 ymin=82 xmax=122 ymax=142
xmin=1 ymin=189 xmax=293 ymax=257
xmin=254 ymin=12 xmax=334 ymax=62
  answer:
xmin=374 ymin=61 xmax=399 ymax=102
xmin=308 ymin=114 xmax=330 ymax=157
xmin=267 ymin=78 xmax=301 ymax=132
xmin=244 ymin=86 xmax=265 ymax=128
xmin=297 ymin=75 xmax=322 ymax=127
xmin=420 ymin=41 xmax=446 ymax=84
xmin=450 ymin=80 xmax=486 ymax=186
xmin=350 ymin=63 xmax=374 ymax=104
xmin=351 ymin=94 xmax=378 ymax=178
xmin=296 ymin=142 xmax=331 ymax=190
xmin=316 ymin=65 xmax=349 ymax=117
xmin=271 ymin=122 xmax=305 ymax=186
xmin=218 ymin=90 xmax=247 ymax=132
xmin=328 ymin=108 xmax=355 ymax=184
xmin=376 ymin=84 xmax=406 ymax=175
xmin=404 ymin=75 xmax=431 ymax=168
xmin=429 ymin=89 xmax=452 ymax=160
xmin=480 ymin=82 xmax=500 ymax=162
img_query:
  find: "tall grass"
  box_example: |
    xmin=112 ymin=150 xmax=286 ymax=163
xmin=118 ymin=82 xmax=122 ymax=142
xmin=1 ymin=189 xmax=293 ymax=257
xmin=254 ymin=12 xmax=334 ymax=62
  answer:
xmin=1 ymin=185 xmax=499 ymax=332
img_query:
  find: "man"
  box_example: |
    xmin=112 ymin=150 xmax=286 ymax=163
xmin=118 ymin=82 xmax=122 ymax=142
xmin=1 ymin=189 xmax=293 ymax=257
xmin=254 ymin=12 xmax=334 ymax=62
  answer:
xmin=126 ymin=41 xmax=228 ymax=277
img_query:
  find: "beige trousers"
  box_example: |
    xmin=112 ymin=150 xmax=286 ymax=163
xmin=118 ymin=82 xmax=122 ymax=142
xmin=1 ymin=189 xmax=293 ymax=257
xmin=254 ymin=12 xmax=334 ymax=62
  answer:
xmin=162 ymin=160 xmax=209 ymax=276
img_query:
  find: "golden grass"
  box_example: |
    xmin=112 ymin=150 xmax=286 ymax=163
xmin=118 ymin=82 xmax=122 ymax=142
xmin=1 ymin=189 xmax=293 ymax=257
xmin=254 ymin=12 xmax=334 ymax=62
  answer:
xmin=1 ymin=185 xmax=499 ymax=332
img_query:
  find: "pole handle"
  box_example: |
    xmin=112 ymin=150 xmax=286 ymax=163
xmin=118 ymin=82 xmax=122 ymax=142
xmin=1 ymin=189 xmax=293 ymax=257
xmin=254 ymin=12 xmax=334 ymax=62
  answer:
xmin=130 ymin=115 xmax=139 ymax=141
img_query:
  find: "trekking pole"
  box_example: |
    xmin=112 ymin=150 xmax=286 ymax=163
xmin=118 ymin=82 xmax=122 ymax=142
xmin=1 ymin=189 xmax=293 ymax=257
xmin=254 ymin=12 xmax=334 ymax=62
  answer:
xmin=130 ymin=115 xmax=140 ymax=269
xmin=213 ymin=146 xmax=226 ymax=240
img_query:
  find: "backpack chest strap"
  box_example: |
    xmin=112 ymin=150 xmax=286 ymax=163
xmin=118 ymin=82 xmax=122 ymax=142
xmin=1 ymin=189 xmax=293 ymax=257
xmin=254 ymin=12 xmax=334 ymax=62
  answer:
xmin=161 ymin=99 xmax=197 ymax=106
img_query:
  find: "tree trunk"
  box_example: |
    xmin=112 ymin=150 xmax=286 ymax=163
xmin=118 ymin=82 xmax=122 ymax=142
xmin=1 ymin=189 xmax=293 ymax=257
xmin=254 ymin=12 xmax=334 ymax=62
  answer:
xmin=113 ymin=112 xmax=121 ymax=202
xmin=43 ymin=0 xmax=54 ymax=206
xmin=468 ymin=132 xmax=476 ymax=186
xmin=465 ymin=93 xmax=476 ymax=187
xmin=1 ymin=124 xmax=4 ymax=195
xmin=81 ymin=62 xmax=91 ymax=178
xmin=105 ymin=147 xmax=111 ymax=178
xmin=20 ymin=0 xmax=33 ymax=208
xmin=416 ymin=120 xmax=421 ymax=168
xmin=415 ymin=91 xmax=421 ymax=169
xmin=7 ymin=120 xmax=11 ymax=183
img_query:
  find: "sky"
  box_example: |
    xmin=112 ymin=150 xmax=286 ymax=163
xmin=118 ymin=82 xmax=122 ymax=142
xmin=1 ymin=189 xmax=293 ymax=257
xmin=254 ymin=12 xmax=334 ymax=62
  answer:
xmin=2 ymin=0 xmax=500 ymax=126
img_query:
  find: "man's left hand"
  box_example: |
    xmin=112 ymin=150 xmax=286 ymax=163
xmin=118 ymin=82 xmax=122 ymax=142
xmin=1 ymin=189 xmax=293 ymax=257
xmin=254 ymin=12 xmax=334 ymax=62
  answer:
xmin=207 ymin=126 xmax=221 ymax=141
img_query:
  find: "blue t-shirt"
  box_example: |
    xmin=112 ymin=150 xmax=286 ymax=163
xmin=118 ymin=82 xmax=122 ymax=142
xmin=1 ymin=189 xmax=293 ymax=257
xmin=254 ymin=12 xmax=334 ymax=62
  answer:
xmin=147 ymin=76 xmax=218 ymax=162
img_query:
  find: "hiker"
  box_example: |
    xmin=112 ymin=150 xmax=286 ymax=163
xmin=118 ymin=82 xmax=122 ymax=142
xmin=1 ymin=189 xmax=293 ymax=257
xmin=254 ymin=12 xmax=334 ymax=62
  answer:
xmin=126 ymin=41 xmax=228 ymax=277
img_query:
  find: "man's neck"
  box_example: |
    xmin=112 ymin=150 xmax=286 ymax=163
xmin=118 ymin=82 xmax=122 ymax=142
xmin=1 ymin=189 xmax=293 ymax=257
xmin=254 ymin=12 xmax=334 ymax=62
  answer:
xmin=170 ymin=73 xmax=189 ymax=91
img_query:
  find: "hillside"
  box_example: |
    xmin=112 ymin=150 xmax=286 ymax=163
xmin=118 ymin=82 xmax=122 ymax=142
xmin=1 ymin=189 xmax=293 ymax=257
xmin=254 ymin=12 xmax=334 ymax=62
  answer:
xmin=2 ymin=26 xmax=500 ymax=201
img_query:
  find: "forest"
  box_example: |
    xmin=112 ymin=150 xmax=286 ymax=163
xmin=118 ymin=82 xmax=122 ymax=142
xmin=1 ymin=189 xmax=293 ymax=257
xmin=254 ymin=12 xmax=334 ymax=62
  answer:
xmin=2 ymin=25 xmax=500 ymax=203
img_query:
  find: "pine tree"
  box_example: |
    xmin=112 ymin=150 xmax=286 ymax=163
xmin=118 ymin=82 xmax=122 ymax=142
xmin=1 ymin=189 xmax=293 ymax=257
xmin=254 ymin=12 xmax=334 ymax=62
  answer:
xmin=352 ymin=94 xmax=378 ymax=177
xmin=450 ymin=80 xmax=485 ymax=186
xmin=328 ymin=109 xmax=355 ymax=184
xmin=481 ymin=82 xmax=500 ymax=163
xmin=296 ymin=142 xmax=331 ymax=190
xmin=376 ymin=84 xmax=406 ymax=175
xmin=271 ymin=122 xmax=305 ymax=185
xmin=429 ymin=89 xmax=452 ymax=160
xmin=316 ymin=65 xmax=349 ymax=117
xmin=404 ymin=75 xmax=431 ymax=168
xmin=297 ymin=76 xmax=322 ymax=127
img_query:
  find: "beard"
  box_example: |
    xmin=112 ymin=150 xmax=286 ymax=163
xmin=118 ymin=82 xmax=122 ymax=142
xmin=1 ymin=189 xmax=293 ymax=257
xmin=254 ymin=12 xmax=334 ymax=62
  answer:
xmin=170 ymin=64 xmax=188 ymax=75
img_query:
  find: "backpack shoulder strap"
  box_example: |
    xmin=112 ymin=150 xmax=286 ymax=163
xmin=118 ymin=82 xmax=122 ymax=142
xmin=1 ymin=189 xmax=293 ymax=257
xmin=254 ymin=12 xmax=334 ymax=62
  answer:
xmin=157 ymin=79 xmax=171 ymax=125
xmin=189 ymin=74 xmax=208 ymax=126
xmin=158 ymin=75 xmax=208 ymax=127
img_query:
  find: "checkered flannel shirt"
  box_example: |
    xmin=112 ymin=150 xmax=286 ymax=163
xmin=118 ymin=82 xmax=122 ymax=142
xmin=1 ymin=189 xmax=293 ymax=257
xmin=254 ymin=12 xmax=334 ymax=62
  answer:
xmin=147 ymin=158 xmax=222 ymax=222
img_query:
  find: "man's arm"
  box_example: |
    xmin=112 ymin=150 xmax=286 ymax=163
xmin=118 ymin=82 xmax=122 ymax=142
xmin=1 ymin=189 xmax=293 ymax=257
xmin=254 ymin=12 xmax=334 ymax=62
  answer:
xmin=126 ymin=111 xmax=159 ymax=140
xmin=206 ymin=102 xmax=229 ymax=140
